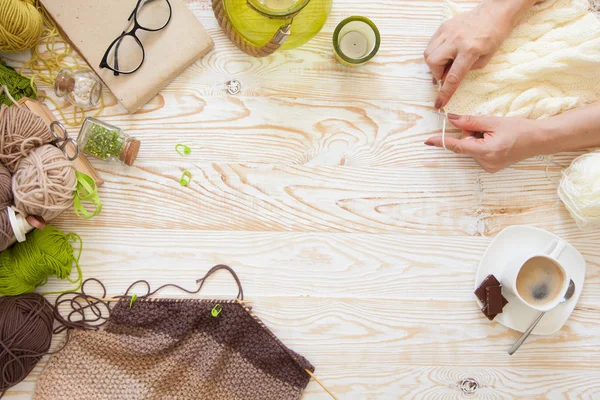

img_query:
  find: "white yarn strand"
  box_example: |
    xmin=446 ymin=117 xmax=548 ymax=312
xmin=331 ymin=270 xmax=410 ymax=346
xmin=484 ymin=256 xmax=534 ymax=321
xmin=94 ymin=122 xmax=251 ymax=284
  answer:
xmin=558 ymin=151 xmax=600 ymax=230
xmin=436 ymin=80 xmax=449 ymax=151
xmin=0 ymin=85 xmax=19 ymax=107
xmin=441 ymin=117 xmax=447 ymax=150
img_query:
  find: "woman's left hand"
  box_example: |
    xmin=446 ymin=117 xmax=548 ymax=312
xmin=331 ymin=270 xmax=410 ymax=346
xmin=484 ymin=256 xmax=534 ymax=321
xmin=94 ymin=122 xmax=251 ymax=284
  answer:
xmin=425 ymin=113 xmax=546 ymax=173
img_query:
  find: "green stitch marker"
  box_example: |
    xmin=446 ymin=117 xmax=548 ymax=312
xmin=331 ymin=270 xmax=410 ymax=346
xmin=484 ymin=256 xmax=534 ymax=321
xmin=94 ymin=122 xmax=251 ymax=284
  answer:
xmin=175 ymin=144 xmax=191 ymax=156
xmin=129 ymin=294 xmax=137 ymax=309
xmin=211 ymin=304 xmax=223 ymax=317
xmin=180 ymin=170 xmax=192 ymax=186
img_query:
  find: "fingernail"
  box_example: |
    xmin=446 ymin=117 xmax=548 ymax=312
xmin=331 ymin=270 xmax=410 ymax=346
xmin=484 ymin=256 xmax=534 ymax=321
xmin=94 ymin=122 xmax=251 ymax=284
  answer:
xmin=424 ymin=140 xmax=434 ymax=146
xmin=434 ymin=99 xmax=442 ymax=110
xmin=447 ymin=113 xmax=460 ymax=120
xmin=432 ymin=77 xmax=437 ymax=85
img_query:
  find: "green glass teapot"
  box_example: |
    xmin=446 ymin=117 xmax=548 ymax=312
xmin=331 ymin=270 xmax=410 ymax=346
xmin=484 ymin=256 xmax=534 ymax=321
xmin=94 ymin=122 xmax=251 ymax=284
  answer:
xmin=212 ymin=0 xmax=332 ymax=57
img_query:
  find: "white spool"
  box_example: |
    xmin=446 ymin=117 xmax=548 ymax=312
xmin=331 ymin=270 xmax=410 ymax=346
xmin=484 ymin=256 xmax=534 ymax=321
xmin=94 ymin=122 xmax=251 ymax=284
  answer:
xmin=558 ymin=151 xmax=600 ymax=230
xmin=7 ymin=206 xmax=32 ymax=243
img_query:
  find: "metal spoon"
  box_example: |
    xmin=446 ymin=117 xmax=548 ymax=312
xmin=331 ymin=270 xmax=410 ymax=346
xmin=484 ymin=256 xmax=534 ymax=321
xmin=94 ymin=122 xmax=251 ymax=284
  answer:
xmin=508 ymin=279 xmax=576 ymax=355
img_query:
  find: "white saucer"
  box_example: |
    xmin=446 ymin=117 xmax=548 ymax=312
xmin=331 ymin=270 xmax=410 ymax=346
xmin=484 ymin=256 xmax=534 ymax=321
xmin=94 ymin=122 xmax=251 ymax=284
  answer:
xmin=475 ymin=225 xmax=586 ymax=335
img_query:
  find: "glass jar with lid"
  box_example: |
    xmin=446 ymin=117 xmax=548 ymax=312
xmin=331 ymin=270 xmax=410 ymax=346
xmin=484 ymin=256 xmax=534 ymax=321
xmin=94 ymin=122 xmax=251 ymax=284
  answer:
xmin=54 ymin=69 xmax=102 ymax=109
xmin=77 ymin=117 xmax=140 ymax=166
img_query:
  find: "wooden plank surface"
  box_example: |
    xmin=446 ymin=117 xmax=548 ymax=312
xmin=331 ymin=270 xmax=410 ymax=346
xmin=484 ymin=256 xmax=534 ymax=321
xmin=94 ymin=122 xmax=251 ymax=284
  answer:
xmin=2 ymin=0 xmax=599 ymax=398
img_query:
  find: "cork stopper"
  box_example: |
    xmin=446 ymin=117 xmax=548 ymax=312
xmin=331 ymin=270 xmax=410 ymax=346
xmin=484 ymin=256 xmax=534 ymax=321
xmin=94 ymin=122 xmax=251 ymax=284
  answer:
xmin=54 ymin=69 xmax=75 ymax=96
xmin=120 ymin=138 xmax=140 ymax=166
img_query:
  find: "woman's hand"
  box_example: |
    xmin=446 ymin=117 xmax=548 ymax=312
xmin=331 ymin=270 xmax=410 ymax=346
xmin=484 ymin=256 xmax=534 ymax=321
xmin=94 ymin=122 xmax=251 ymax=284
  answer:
xmin=425 ymin=114 xmax=546 ymax=173
xmin=425 ymin=0 xmax=536 ymax=109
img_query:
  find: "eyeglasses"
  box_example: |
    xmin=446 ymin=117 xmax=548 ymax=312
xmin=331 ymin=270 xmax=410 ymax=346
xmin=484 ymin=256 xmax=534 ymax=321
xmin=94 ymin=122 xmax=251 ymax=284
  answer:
xmin=99 ymin=0 xmax=172 ymax=76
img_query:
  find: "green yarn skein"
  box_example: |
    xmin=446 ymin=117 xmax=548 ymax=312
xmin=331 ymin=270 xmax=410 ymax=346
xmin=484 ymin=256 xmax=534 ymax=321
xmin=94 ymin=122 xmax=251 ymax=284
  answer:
xmin=0 ymin=61 xmax=37 ymax=106
xmin=0 ymin=226 xmax=82 ymax=296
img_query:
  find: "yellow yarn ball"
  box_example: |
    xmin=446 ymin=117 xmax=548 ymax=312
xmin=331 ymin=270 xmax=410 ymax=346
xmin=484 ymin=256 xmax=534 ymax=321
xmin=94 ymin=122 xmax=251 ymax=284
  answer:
xmin=0 ymin=0 xmax=43 ymax=53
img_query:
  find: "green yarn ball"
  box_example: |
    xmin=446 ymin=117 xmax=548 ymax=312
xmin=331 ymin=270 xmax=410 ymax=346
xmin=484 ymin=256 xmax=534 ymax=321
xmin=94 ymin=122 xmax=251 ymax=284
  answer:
xmin=0 ymin=226 xmax=82 ymax=296
xmin=0 ymin=61 xmax=37 ymax=106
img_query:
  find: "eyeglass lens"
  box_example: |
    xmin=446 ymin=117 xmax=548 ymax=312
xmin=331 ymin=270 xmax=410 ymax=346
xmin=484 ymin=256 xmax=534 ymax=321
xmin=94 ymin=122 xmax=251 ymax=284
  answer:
xmin=105 ymin=0 xmax=171 ymax=73
xmin=136 ymin=0 xmax=171 ymax=31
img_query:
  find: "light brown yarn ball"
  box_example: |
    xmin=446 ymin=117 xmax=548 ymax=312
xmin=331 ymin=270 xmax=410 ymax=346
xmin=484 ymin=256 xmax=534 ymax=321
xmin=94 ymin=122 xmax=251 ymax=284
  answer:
xmin=0 ymin=163 xmax=13 ymax=209
xmin=0 ymin=105 xmax=54 ymax=173
xmin=12 ymin=145 xmax=76 ymax=221
xmin=0 ymin=208 xmax=14 ymax=252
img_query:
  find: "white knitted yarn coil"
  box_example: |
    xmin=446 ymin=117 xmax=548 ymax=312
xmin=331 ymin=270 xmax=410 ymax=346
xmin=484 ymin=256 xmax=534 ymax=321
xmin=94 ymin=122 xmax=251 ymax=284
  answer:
xmin=559 ymin=151 xmax=600 ymax=229
xmin=444 ymin=0 xmax=600 ymax=120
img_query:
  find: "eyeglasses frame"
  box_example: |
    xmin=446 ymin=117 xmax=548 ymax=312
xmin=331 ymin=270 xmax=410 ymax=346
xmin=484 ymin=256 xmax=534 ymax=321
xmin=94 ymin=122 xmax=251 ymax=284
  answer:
xmin=99 ymin=0 xmax=173 ymax=76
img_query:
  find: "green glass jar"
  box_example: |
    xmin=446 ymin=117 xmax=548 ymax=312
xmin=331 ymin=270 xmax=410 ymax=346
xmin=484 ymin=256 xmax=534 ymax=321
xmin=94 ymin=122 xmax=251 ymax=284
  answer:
xmin=222 ymin=0 xmax=332 ymax=50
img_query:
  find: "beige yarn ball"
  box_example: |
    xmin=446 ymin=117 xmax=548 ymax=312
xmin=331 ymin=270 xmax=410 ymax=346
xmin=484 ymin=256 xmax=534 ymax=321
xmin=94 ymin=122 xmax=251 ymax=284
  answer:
xmin=0 ymin=162 xmax=13 ymax=209
xmin=12 ymin=145 xmax=76 ymax=221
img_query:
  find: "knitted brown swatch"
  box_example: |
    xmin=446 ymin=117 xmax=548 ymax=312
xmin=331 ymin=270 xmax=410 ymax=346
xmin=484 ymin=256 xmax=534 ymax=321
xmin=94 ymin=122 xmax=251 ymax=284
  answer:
xmin=34 ymin=298 xmax=314 ymax=399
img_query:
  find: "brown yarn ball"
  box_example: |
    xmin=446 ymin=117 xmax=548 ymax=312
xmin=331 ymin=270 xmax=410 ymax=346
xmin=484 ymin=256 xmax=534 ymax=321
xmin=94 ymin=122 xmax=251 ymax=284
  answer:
xmin=0 ymin=208 xmax=14 ymax=252
xmin=0 ymin=163 xmax=16 ymax=252
xmin=0 ymin=105 xmax=53 ymax=173
xmin=0 ymin=163 xmax=12 ymax=209
xmin=0 ymin=293 xmax=54 ymax=395
xmin=12 ymin=145 xmax=76 ymax=221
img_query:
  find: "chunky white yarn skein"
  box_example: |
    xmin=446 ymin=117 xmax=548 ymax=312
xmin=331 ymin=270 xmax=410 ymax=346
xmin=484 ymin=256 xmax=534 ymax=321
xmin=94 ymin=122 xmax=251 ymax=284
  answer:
xmin=443 ymin=0 xmax=600 ymax=120
xmin=558 ymin=151 xmax=600 ymax=230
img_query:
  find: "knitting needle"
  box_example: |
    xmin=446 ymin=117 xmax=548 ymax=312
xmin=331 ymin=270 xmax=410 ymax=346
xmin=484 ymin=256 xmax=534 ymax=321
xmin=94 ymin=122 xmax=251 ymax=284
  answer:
xmin=231 ymin=300 xmax=339 ymax=398
xmin=304 ymin=369 xmax=339 ymax=400
xmin=84 ymin=297 xmax=252 ymax=304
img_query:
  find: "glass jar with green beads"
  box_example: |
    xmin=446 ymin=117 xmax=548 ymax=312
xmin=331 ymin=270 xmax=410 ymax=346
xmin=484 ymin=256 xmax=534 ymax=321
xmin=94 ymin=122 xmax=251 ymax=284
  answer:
xmin=213 ymin=0 xmax=332 ymax=57
xmin=77 ymin=117 xmax=140 ymax=166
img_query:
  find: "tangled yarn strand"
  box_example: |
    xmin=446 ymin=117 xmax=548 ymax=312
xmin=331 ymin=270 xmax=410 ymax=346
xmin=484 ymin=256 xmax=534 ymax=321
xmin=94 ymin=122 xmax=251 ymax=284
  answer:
xmin=19 ymin=5 xmax=105 ymax=126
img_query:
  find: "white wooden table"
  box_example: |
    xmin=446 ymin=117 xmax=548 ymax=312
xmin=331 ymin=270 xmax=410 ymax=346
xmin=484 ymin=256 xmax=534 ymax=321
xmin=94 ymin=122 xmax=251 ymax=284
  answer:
xmin=4 ymin=0 xmax=600 ymax=398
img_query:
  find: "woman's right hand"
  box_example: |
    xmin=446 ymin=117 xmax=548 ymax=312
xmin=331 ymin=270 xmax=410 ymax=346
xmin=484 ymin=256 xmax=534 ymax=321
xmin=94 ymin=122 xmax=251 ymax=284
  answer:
xmin=425 ymin=114 xmax=547 ymax=173
xmin=425 ymin=0 xmax=536 ymax=109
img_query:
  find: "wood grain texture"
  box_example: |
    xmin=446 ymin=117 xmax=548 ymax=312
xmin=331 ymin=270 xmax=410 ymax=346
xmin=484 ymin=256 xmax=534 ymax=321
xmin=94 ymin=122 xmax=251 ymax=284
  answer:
xmin=2 ymin=0 xmax=600 ymax=398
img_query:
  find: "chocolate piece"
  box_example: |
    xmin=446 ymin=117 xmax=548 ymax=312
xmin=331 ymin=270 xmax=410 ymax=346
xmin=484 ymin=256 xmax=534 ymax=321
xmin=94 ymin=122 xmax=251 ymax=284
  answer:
xmin=474 ymin=274 xmax=501 ymax=303
xmin=481 ymin=295 xmax=509 ymax=321
xmin=481 ymin=305 xmax=497 ymax=321
xmin=486 ymin=286 xmax=503 ymax=314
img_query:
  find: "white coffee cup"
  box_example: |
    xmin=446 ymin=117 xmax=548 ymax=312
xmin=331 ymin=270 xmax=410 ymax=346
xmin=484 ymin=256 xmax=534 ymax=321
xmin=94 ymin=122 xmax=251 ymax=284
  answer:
xmin=502 ymin=240 xmax=569 ymax=312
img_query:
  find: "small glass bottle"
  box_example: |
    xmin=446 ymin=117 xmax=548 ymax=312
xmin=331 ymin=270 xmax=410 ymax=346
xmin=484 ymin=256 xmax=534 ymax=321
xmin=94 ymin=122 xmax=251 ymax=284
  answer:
xmin=54 ymin=68 xmax=102 ymax=109
xmin=77 ymin=117 xmax=140 ymax=166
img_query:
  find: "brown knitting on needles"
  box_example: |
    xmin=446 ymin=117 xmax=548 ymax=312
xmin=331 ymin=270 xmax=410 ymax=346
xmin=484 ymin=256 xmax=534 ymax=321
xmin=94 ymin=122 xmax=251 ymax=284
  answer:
xmin=33 ymin=265 xmax=338 ymax=400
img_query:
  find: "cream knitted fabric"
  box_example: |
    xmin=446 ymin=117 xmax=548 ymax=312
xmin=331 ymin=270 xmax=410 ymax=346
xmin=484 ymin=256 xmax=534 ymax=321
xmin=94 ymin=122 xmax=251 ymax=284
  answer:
xmin=444 ymin=0 xmax=600 ymax=119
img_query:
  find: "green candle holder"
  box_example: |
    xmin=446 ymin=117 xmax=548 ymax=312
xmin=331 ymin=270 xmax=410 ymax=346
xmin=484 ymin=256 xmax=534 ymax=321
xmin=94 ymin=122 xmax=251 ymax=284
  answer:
xmin=333 ymin=16 xmax=380 ymax=66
